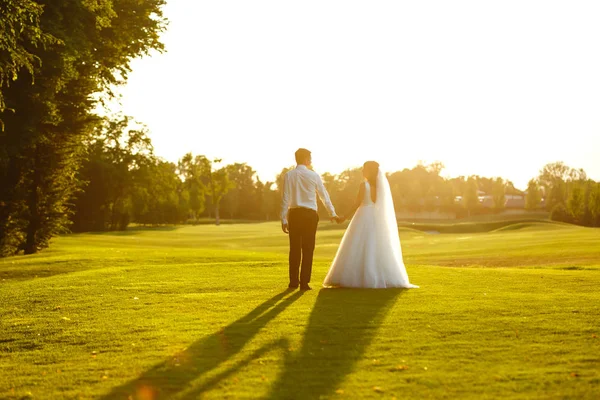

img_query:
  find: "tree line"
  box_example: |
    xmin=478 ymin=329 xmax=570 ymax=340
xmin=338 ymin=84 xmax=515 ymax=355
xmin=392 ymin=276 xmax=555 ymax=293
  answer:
xmin=68 ymin=115 xmax=600 ymax=237
xmin=534 ymin=162 xmax=600 ymax=227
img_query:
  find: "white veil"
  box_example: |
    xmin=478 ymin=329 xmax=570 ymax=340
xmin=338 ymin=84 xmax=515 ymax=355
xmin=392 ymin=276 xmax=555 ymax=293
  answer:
xmin=323 ymin=168 xmax=418 ymax=289
xmin=373 ymin=169 xmax=417 ymax=287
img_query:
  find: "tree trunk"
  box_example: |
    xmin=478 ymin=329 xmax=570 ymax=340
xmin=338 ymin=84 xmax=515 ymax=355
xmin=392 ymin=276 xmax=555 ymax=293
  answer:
xmin=215 ymin=203 xmax=220 ymax=226
xmin=0 ymin=157 xmax=20 ymax=256
xmin=110 ymin=200 xmax=118 ymax=231
xmin=25 ymin=149 xmax=41 ymax=255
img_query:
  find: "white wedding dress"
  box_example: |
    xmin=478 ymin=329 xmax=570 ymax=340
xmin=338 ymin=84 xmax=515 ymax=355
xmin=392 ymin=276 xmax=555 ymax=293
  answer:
xmin=323 ymin=170 xmax=419 ymax=289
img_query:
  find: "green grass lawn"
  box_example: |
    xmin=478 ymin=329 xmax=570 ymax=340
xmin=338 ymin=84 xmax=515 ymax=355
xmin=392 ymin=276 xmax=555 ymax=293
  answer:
xmin=1 ymin=222 xmax=599 ymax=399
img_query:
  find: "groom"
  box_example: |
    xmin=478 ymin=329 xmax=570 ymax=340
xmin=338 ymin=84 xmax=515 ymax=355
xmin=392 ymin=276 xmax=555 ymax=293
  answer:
xmin=281 ymin=148 xmax=341 ymax=290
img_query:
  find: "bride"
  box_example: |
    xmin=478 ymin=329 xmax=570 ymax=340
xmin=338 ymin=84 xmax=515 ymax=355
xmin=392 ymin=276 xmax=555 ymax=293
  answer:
xmin=323 ymin=161 xmax=419 ymax=289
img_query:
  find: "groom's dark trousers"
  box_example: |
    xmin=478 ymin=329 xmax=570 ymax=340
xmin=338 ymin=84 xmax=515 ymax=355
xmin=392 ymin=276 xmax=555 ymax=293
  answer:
xmin=288 ymin=207 xmax=319 ymax=287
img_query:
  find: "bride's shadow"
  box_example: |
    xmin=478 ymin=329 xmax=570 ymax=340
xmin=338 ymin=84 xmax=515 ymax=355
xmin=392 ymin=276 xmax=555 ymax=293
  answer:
xmin=267 ymin=288 xmax=403 ymax=399
xmin=101 ymin=289 xmax=303 ymax=399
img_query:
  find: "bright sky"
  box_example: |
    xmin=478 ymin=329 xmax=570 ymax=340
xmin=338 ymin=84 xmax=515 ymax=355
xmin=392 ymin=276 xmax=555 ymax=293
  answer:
xmin=111 ymin=1 xmax=600 ymax=189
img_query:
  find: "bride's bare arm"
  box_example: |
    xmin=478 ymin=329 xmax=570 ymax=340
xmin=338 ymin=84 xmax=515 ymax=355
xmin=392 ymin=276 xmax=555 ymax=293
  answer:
xmin=340 ymin=182 xmax=365 ymax=222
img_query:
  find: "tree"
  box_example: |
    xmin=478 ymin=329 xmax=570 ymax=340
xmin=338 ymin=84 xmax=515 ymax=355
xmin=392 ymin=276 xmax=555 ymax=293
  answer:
xmin=437 ymin=180 xmax=456 ymax=214
xmin=463 ymin=177 xmax=479 ymax=217
xmin=546 ymin=181 xmax=567 ymax=212
xmin=202 ymin=159 xmax=234 ymax=226
xmin=538 ymin=162 xmax=582 ymax=211
xmin=538 ymin=162 xmax=572 ymax=187
xmin=589 ymin=183 xmax=600 ymax=227
xmin=72 ymin=116 xmax=155 ymax=232
xmin=525 ymin=179 xmax=541 ymax=211
xmin=423 ymin=188 xmax=437 ymax=216
xmin=221 ymin=163 xmax=258 ymax=219
xmin=405 ymin=181 xmax=423 ymax=213
xmin=177 ymin=153 xmax=206 ymax=220
xmin=567 ymin=184 xmax=585 ymax=224
xmin=131 ymin=161 xmax=183 ymax=226
xmin=260 ymin=181 xmax=278 ymax=221
xmin=492 ymin=178 xmax=506 ymax=212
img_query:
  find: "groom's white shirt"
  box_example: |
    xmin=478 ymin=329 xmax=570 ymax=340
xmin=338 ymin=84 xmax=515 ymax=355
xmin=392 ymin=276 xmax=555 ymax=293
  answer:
xmin=281 ymin=165 xmax=337 ymax=224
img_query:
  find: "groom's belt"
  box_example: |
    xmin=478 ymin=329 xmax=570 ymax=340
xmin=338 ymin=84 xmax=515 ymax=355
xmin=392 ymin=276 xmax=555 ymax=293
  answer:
xmin=290 ymin=206 xmax=317 ymax=212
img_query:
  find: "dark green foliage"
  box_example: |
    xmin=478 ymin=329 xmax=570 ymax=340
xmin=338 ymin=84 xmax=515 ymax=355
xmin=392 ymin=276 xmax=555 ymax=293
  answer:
xmin=325 ymin=167 xmax=363 ymax=218
xmin=525 ymin=179 xmax=541 ymax=210
xmin=202 ymin=158 xmax=235 ymax=225
xmin=221 ymin=163 xmax=262 ymax=219
xmin=551 ymin=204 xmax=572 ymax=224
xmin=73 ymin=144 xmax=238 ymax=230
xmin=539 ymin=162 xmax=598 ymax=227
xmin=538 ymin=161 xmax=587 ymax=212
xmin=131 ymin=161 xmax=185 ymax=226
xmin=177 ymin=153 xmax=207 ymax=219
xmin=71 ymin=116 xmax=155 ymax=231
xmin=492 ymin=177 xmax=506 ymax=211
xmin=589 ymin=183 xmax=600 ymax=227
xmin=567 ymin=185 xmax=585 ymax=225
xmin=0 ymin=0 xmax=54 ymax=116
xmin=463 ymin=177 xmax=480 ymax=217
xmin=0 ymin=0 xmax=166 ymax=255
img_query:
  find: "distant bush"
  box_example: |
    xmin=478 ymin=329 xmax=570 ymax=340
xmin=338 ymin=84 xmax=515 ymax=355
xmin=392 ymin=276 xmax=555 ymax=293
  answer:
xmin=550 ymin=204 xmax=573 ymax=224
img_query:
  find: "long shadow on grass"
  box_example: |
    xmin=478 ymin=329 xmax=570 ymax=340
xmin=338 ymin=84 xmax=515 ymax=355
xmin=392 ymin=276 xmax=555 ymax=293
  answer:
xmin=267 ymin=288 xmax=402 ymax=399
xmin=101 ymin=289 xmax=302 ymax=399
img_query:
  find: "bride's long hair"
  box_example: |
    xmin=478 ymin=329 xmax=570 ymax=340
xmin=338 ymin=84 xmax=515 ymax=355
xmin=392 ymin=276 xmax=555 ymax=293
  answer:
xmin=363 ymin=161 xmax=380 ymax=201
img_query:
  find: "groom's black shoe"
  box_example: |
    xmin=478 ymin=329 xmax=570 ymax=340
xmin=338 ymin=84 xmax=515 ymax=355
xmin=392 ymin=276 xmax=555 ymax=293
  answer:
xmin=300 ymin=285 xmax=312 ymax=291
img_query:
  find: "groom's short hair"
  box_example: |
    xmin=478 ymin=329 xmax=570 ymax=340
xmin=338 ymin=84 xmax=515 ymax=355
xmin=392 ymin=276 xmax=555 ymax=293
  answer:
xmin=295 ymin=148 xmax=311 ymax=164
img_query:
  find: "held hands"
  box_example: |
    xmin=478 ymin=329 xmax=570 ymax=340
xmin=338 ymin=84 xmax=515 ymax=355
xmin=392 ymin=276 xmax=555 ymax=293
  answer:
xmin=331 ymin=216 xmax=345 ymax=224
xmin=282 ymin=222 xmax=289 ymax=234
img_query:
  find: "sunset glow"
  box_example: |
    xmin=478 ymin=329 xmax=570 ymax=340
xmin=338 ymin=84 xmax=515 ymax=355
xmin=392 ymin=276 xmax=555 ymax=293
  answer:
xmin=111 ymin=1 xmax=600 ymax=188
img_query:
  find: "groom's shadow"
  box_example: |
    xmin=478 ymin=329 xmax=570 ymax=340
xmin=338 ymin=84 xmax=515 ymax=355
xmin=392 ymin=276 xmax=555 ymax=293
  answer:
xmin=101 ymin=289 xmax=303 ymax=399
xmin=267 ymin=288 xmax=403 ymax=399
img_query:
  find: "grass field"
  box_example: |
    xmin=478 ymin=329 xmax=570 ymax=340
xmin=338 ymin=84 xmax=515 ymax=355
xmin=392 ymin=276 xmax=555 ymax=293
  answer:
xmin=1 ymin=221 xmax=599 ymax=399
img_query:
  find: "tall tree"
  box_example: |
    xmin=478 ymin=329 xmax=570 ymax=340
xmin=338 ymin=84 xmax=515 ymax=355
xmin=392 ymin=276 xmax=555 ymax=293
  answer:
xmin=177 ymin=153 xmax=206 ymax=220
xmin=72 ymin=116 xmax=154 ymax=232
xmin=221 ymin=163 xmax=257 ymax=219
xmin=538 ymin=162 xmax=582 ymax=211
xmin=525 ymin=179 xmax=541 ymax=211
xmin=567 ymin=184 xmax=585 ymax=225
xmin=463 ymin=177 xmax=479 ymax=217
xmin=202 ymin=159 xmax=234 ymax=226
xmin=492 ymin=178 xmax=506 ymax=212
xmin=131 ymin=161 xmax=183 ymax=226
xmin=260 ymin=181 xmax=278 ymax=221
xmin=437 ymin=180 xmax=457 ymax=214
xmin=589 ymin=183 xmax=600 ymax=227
xmin=0 ymin=0 xmax=166 ymax=255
